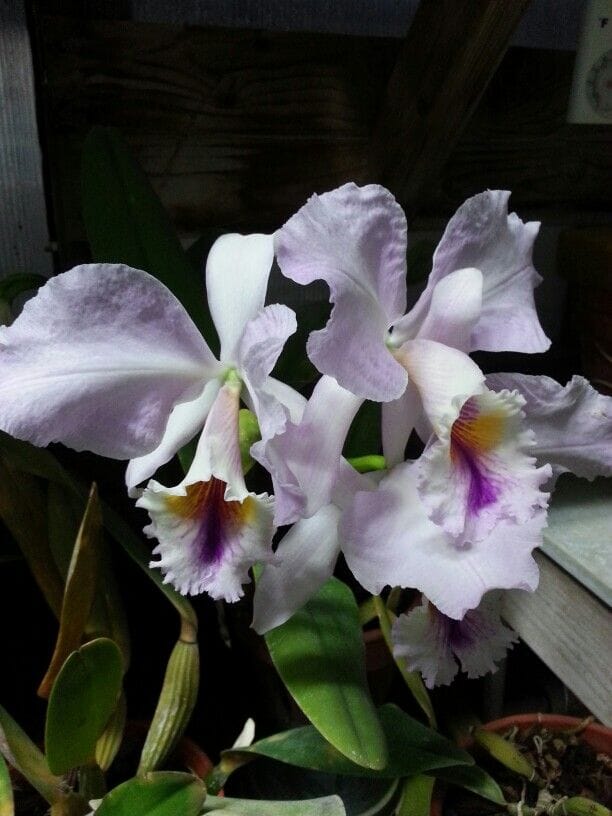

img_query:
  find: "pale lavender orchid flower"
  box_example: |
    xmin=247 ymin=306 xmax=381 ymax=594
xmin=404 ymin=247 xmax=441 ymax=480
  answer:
xmin=0 ymin=235 xmax=302 ymax=601
xmin=265 ymin=184 xmax=551 ymax=546
xmin=392 ymin=594 xmax=518 ymax=688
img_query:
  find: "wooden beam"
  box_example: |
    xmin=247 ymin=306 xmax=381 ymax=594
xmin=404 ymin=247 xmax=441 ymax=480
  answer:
xmin=503 ymin=551 xmax=612 ymax=726
xmin=370 ymin=0 xmax=532 ymax=218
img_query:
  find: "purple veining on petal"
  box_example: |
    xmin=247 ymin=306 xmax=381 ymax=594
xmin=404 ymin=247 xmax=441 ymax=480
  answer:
xmin=165 ymin=477 xmax=253 ymax=566
xmin=450 ymin=397 xmax=504 ymax=516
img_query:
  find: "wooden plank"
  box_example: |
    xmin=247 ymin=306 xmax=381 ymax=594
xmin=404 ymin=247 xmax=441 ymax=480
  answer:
xmin=33 ymin=14 xmax=612 ymax=262
xmin=0 ymin=1 xmax=52 ymax=279
xmin=35 ymin=16 xmax=396 ymax=265
xmin=370 ymin=0 xmax=532 ymax=217
xmin=503 ymin=551 xmax=612 ymax=725
xmin=420 ymin=48 xmax=612 ymax=216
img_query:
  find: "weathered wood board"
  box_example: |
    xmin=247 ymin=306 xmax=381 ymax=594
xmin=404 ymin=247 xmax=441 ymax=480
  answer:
xmin=33 ymin=14 xmax=612 ymax=267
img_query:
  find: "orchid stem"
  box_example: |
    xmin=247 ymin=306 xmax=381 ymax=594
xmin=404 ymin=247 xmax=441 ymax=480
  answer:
xmin=372 ymin=595 xmax=437 ymax=729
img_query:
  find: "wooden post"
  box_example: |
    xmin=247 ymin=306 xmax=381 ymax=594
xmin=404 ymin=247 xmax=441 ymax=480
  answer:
xmin=370 ymin=0 xmax=532 ymax=218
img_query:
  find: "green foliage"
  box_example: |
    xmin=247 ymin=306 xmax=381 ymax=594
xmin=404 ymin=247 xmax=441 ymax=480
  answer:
xmin=81 ymin=127 xmax=217 ymax=351
xmin=265 ymin=578 xmax=387 ymax=771
xmin=223 ymin=704 xmax=472 ymax=779
xmin=45 ymin=638 xmax=123 ymax=775
xmin=0 ymin=752 xmax=14 ymax=816
xmin=201 ymin=794 xmax=346 ymax=815
xmin=95 ymin=772 xmax=205 ymax=816
xmin=428 ymin=764 xmax=506 ymax=805
xmin=0 ymin=704 xmax=62 ymax=805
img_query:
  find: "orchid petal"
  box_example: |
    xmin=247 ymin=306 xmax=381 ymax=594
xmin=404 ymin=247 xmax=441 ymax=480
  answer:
xmin=243 ymin=374 xmax=307 ymax=445
xmin=275 ymin=183 xmax=409 ymax=401
xmin=487 ymin=373 xmax=612 ymax=483
xmin=252 ymin=375 xmax=362 ymax=525
xmin=126 ymin=379 xmax=221 ymax=496
xmin=238 ymin=305 xmax=297 ymax=388
xmin=416 ymin=388 xmax=550 ymax=542
xmin=404 ymin=191 xmax=550 ymax=353
xmin=252 ymin=504 xmax=342 ymax=634
xmin=0 ymin=264 xmax=217 ymax=459
xmin=206 ymin=233 xmax=274 ymax=363
xmin=393 ymin=267 xmax=483 ymax=351
xmin=394 ymin=339 xmax=485 ymax=434
xmin=392 ymin=595 xmax=517 ymax=688
xmin=341 ymin=461 xmax=544 ymax=620
xmin=140 ymin=380 xmax=274 ymax=601
xmin=392 ymin=601 xmax=458 ymax=688
xmin=382 ymin=382 xmax=422 ymax=467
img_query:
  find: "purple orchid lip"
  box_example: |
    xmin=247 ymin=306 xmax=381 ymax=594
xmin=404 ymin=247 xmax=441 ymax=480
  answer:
xmin=164 ymin=477 xmax=256 ymax=568
xmin=450 ymin=397 xmax=503 ymax=518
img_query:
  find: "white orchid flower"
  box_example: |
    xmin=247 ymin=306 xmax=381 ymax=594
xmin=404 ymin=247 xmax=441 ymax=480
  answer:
xmin=0 ymin=235 xmax=303 ymax=601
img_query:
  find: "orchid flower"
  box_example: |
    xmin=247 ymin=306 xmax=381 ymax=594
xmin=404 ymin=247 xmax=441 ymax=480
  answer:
xmin=339 ymin=458 xmax=546 ymax=621
xmin=391 ymin=594 xmax=518 ymax=688
xmin=265 ymin=184 xmax=551 ymax=545
xmin=0 ymin=235 xmax=302 ymax=601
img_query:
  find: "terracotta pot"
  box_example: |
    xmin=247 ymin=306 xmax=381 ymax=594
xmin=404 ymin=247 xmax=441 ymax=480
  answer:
xmin=431 ymin=713 xmax=612 ymax=816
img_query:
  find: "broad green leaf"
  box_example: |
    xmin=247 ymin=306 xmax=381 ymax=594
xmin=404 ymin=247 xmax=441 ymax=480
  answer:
xmin=0 ymin=457 xmax=64 ymax=617
xmin=428 ymin=764 xmax=506 ymax=805
xmin=0 ymin=752 xmax=14 ymax=816
xmin=0 ymin=273 xmax=47 ymax=304
xmin=39 ymin=485 xmax=104 ymax=698
xmin=202 ymin=795 xmax=346 ymax=815
xmin=95 ymin=772 xmax=205 ymax=816
xmin=46 ymin=638 xmax=123 ymax=774
xmin=81 ymin=127 xmax=216 ymax=350
xmin=265 ymin=578 xmax=387 ymax=770
xmin=397 ymin=775 xmax=434 ymax=816
xmin=0 ymin=704 xmax=62 ymax=805
xmin=223 ymin=704 xmax=472 ymax=779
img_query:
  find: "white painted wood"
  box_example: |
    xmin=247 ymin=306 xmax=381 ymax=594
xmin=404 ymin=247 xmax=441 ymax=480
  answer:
xmin=0 ymin=1 xmax=52 ymax=280
xmin=541 ymin=476 xmax=612 ymax=607
xmin=503 ymin=550 xmax=612 ymax=725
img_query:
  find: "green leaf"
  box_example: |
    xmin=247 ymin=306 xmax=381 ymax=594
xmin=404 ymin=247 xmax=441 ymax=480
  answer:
xmin=428 ymin=764 xmax=506 ymax=805
xmin=265 ymin=578 xmax=387 ymax=771
xmin=0 ymin=752 xmax=14 ymax=816
xmin=81 ymin=127 xmax=216 ymax=350
xmin=0 ymin=273 xmax=47 ymax=304
xmin=95 ymin=772 xmax=205 ymax=816
xmin=397 ymin=775 xmax=434 ymax=816
xmin=39 ymin=485 xmax=105 ymax=698
xmin=46 ymin=638 xmax=123 ymax=774
xmin=0 ymin=433 xmax=197 ymax=635
xmin=224 ymin=704 xmax=472 ymax=779
xmin=0 ymin=704 xmax=62 ymax=805
xmin=0 ymin=457 xmax=64 ymax=618
xmin=202 ymin=795 xmax=346 ymax=815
